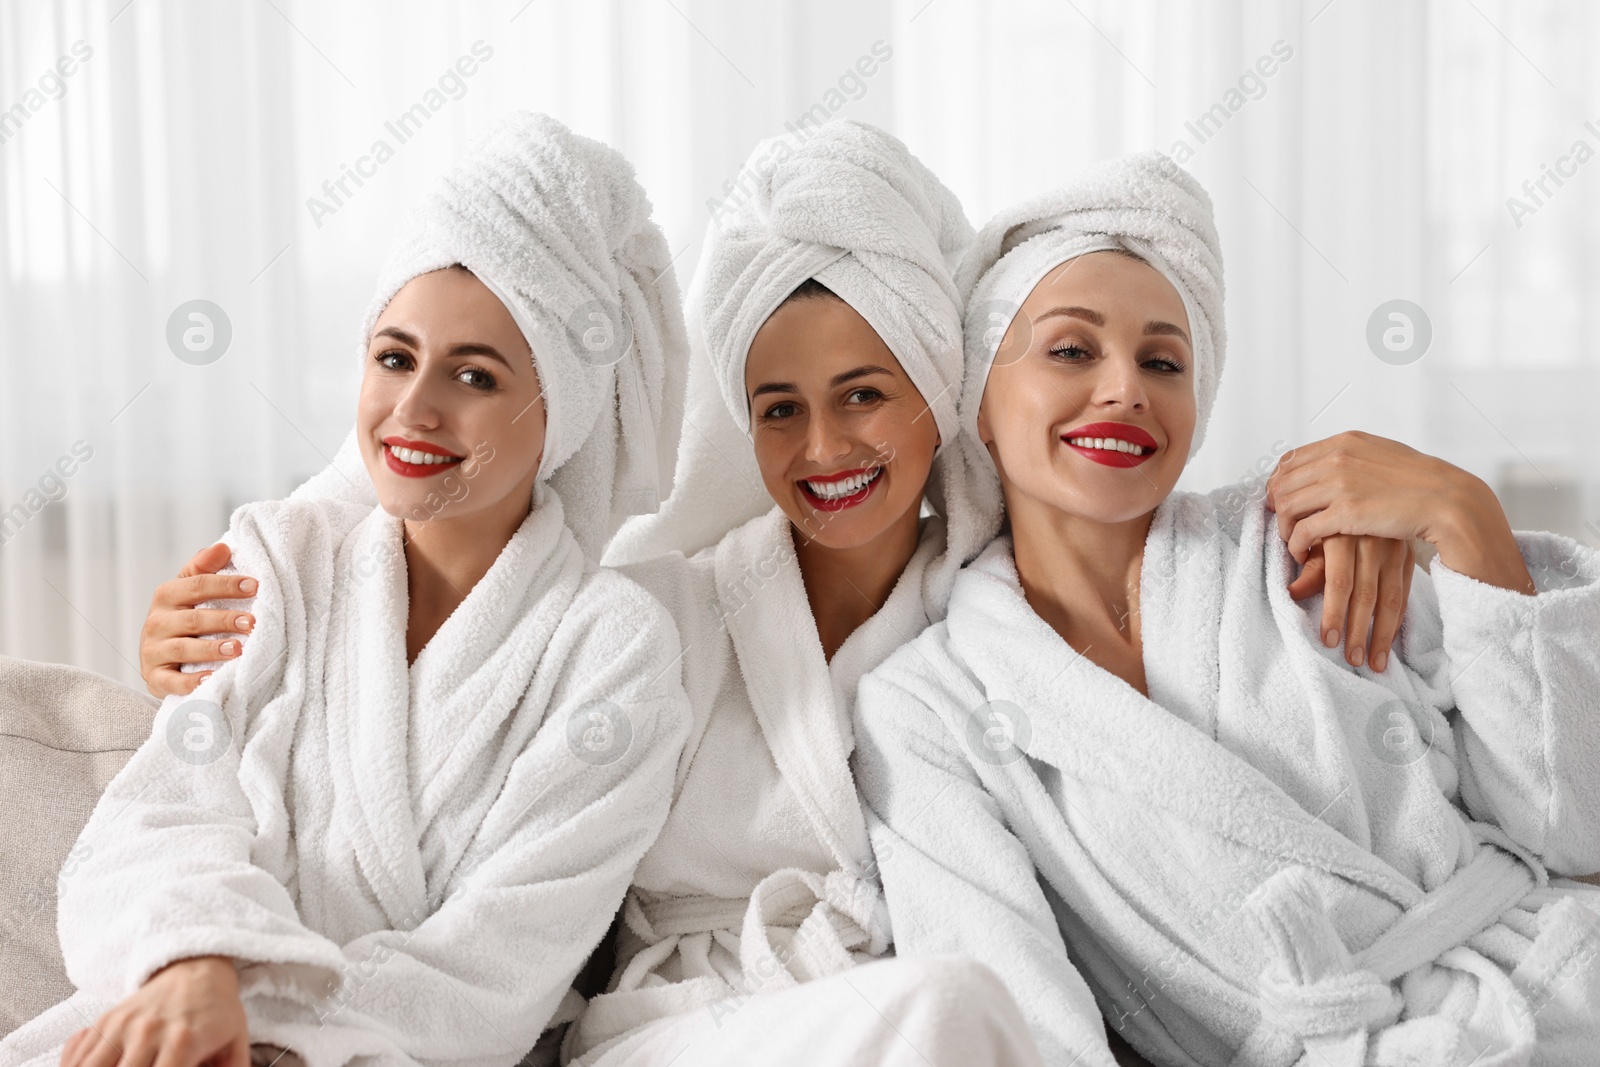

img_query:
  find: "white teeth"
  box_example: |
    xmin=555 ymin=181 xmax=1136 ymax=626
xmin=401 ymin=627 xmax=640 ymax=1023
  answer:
xmin=389 ymin=444 xmax=458 ymax=465
xmin=1067 ymin=436 xmax=1147 ymax=456
xmin=804 ymin=467 xmax=882 ymax=500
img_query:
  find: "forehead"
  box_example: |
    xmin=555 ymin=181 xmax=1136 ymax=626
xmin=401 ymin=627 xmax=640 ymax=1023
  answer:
xmin=375 ymin=269 xmax=523 ymax=342
xmin=745 ymin=295 xmax=901 ymax=382
xmin=1020 ymin=251 xmax=1189 ymax=330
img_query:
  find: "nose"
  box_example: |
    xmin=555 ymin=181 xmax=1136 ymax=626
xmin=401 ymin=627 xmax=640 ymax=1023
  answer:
xmin=1088 ymin=350 xmax=1149 ymax=413
xmin=391 ymin=366 xmax=443 ymax=430
xmin=804 ymin=406 xmax=853 ymax=469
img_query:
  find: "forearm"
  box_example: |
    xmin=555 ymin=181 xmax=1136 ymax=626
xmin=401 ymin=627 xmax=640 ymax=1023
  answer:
xmin=1437 ymin=531 xmax=1600 ymax=871
xmin=1428 ymin=472 xmax=1535 ymax=595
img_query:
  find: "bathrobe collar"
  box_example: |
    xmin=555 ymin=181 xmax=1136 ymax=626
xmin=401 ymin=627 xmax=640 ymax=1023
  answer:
xmin=944 ymin=520 xmax=1418 ymax=908
xmin=715 ymin=505 xmax=945 ymax=874
xmin=325 ymin=486 xmax=587 ymax=927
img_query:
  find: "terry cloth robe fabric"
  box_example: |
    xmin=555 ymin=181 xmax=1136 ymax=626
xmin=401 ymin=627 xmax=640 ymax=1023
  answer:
xmin=562 ymin=507 xmax=1036 ymax=1067
xmin=854 ymin=488 xmax=1600 ymax=1067
xmin=0 ymin=487 xmax=691 ymax=1067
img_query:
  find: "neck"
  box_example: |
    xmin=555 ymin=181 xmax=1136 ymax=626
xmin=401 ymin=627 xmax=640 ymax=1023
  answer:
xmin=401 ymin=499 xmax=526 ymax=664
xmin=1007 ymin=493 xmax=1155 ymax=665
xmin=793 ymin=501 xmax=923 ymax=663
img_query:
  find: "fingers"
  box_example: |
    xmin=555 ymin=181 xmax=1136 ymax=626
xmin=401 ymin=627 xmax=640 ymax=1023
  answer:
xmin=61 ymin=1028 xmax=87 ymax=1067
xmin=1268 ymin=478 xmax=1336 ymax=538
xmin=1365 ymin=540 xmax=1411 ymax=673
xmin=1341 ymin=537 xmax=1386 ymax=668
xmin=147 ymin=667 xmax=212 ymax=699
xmin=78 ymin=1016 xmax=126 ymax=1067
xmin=1317 ymin=536 xmax=1355 ymax=652
xmin=116 ymin=1021 xmax=161 ymax=1067
xmin=1286 ymin=506 xmax=1346 ymax=564
xmin=176 ymin=543 xmax=233 ymax=580
xmin=1286 ymin=546 xmax=1326 ymax=601
xmin=144 ymin=609 xmax=254 ymax=645
xmin=151 ymin=575 xmax=258 ymax=613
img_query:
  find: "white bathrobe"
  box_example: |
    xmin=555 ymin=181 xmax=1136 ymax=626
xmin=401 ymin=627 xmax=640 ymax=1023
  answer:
xmin=854 ymin=487 xmax=1600 ymax=1067
xmin=0 ymin=491 xmax=690 ymax=1067
xmin=564 ymin=507 xmax=1043 ymax=1067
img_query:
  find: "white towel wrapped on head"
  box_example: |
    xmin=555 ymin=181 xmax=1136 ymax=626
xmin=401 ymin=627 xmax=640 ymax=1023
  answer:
xmin=955 ymin=150 xmax=1225 ymax=457
xmin=296 ymin=111 xmax=689 ymax=562
xmin=608 ymin=119 xmax=1002 ymax=614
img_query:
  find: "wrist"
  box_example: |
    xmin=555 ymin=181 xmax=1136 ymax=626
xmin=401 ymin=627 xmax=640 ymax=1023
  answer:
xmin=1428 ymin=473 xmax=1535 ymax=594
xmin=150 ymin=955 xmax=239 ymax=987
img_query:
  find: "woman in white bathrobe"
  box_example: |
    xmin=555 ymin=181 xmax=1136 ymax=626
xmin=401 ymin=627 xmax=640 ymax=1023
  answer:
xmin=853 ymin=151 xmax=1600 ymax=1067
xmin=0 ymin=113 xmax=693 ymax=1067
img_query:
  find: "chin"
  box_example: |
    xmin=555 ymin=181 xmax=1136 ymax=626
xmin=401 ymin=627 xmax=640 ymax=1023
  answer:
xmin=786 ymin=496 xmax=905 ymax=552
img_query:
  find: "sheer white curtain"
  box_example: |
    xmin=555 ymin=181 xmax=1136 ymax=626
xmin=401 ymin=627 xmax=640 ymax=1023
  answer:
xmin=1 ymin=0 xmax=1591 ymax=680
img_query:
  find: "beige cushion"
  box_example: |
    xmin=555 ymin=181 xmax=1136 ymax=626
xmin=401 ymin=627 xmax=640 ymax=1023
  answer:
xmin=0 ymin=654 xmax=156 ymax=1037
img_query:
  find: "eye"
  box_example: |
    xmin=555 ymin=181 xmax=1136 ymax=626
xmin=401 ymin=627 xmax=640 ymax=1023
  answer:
xmin=457 ymin=365 xmax=498 ymax=391
xmin=1141 ymin=353 xmax=1187 ymax=374
xmin=1047 ymin=343 xmax=1093 ymax=362
xmin=760 ymin=401 xmax=799 ymax=420
xmin=375 ymin=349 xmax=412 ymax=371
xmin=845 ymin=387 xmax=883 ymax=405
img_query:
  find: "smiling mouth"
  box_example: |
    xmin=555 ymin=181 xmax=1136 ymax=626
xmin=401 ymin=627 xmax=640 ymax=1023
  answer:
xmin=798 ymin=466 xmax=883 ymax=512
xmin=383 ymin=439 xmax=465 ymax=478
xmin=1062 ymin=435 xmax=1152 ymax=457
xmin=1061 ymin=423 xmax=1159 ymax=469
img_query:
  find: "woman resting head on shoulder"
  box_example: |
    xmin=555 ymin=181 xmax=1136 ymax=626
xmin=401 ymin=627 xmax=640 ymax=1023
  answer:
xmin=0 ymin=112 xmax=692 ymax=1067
xmin=854 ymin=151 xmax=1600 ymax=1066
xmin=560 ymin=122 xmax=1048 ymax=1067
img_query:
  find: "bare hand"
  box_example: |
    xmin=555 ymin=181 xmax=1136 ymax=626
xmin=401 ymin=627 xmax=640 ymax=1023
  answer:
xmin=1267 ymin=431 xmax=1534 ymax=596
xmin=139 ymin=544 xmax=260 ymax=699
xmin=61 ymin=956 xmax=249 ymax=1067
xmin=1286 ymin=535 xmax=1415 ymax=671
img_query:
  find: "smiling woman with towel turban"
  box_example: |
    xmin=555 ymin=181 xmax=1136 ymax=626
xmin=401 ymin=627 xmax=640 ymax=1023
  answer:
xmin=0 ymin=112 xmax=693 ymax=1067
xmin=854 ymin=151 xmax=1600 ymax=1067
xmin=557 ymin=120 xmax=1039 ymax=1067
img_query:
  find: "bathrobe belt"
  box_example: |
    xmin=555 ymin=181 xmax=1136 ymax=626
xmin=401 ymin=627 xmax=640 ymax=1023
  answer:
xmin=1234 ymin=833 xmax=1544 ymax=1067
xmin=623 ymin=867 xmax=891 ymax=991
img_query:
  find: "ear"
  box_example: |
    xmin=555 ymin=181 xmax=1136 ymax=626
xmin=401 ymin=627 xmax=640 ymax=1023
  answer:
xmin=975 ymin=398 xmax=993 ymax=447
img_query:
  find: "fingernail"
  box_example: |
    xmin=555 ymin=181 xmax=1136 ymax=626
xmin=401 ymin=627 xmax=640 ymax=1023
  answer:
xmin=236 ymin=615 xmax=253 ymax=632
xmin=1351 ymin=646 xmax=1365 ymax=667
xmin=239 ymin=578 xmax=257 ymax=594
xmin=1324 ymin=629 xmax=1339 ymax=648
xmin=1373 ymin=651 xmax=1388 ymax=672
xmin=221 ymin=641 xmax=239 ymax=656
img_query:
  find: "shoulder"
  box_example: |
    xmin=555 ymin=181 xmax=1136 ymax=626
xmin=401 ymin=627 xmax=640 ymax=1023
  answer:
xmin=222 ymin=497 xmax=374 ymax=556
xmin=617 ymin=547 xmax=716 ymax=607
xmin=565 ymin=565 xmax=683 ymax=651
xmin=858 ymin=619 xmax=981 ymax=737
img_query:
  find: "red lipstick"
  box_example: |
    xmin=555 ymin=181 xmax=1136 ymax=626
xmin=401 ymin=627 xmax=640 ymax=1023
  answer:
xmin=382 ymin=435 xmax=465 ymax=479
xmin=1061 ymin=422 xmax=1159 ymax=469
xmin=797 ymin=466 xmax=883 ymax=513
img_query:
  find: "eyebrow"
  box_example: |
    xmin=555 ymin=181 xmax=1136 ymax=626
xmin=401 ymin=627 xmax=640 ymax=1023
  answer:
xmin=749 ymin=363 xmax=895 ymax=399
xmin=1032 ymin=306 xmax=1190 ymax=345
xmin=372 ymin=326 xmax=516 ymax=369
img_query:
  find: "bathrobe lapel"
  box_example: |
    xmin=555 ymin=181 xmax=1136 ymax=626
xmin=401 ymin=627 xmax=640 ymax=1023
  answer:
xmin=716 ymin=509 xmax=874 ymax=871
xmin=324 ymin=493 xmax=586 ymax=929
xmin=946 ymin=534 xmax=1418 ymax=911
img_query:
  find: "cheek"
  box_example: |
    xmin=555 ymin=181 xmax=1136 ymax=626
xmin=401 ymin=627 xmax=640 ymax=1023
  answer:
xmin=749 ymin=426 xmax=797 ymax=492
